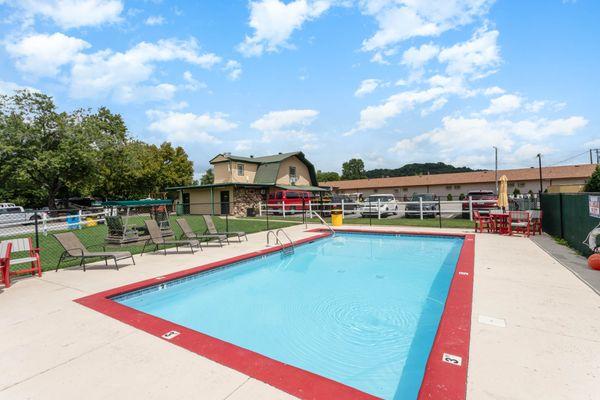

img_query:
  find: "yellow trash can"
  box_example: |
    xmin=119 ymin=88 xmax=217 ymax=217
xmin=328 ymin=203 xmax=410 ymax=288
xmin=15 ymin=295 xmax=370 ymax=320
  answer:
xmin=86 ymin=217 xmax=97 ymax=227
xmin=331 ymin=209 xmax=343 ymax=226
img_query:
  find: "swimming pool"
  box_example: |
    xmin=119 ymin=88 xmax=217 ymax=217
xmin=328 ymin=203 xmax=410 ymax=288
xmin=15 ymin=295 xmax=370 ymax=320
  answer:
xmin=77 ymin=230 xmax=474 ymax=399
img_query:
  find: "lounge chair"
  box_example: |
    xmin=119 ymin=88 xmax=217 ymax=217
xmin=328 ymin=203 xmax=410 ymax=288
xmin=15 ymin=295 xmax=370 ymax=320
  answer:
xmin=508 ymin=211 xmax=531 ymax=237
xmin=54 ymin=232 xmax=134 ymax=271
xmin=141 ymin=219 xmax=199 ymax=256
xmin=175 ymin=218 xmax=227 ymax=247
xmin=0 ymin=238 xmax=42 ymax=287
xmin=202 ymin=215 xmax=248 ymax=242
xmin=105 ymin=215 xmax=141 ymax=244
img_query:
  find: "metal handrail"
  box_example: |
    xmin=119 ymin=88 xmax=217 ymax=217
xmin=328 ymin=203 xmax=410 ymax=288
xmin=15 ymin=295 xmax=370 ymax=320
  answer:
xmin=308 ymin=211 xmax=335 ymax=236
xmin=276 ymin=229 xmax=294 ymax=252
xmin=266 ymin=230 xmax=281 ymax=247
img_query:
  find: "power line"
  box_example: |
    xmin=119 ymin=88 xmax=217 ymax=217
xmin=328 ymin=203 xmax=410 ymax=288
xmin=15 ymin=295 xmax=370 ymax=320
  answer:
xmin=548 ymin=150 xmax=590 ymax=167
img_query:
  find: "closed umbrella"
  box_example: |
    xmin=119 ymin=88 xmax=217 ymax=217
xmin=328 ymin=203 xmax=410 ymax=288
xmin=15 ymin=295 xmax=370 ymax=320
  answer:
xmin=498 ymin=175 xmax=509 ymax=211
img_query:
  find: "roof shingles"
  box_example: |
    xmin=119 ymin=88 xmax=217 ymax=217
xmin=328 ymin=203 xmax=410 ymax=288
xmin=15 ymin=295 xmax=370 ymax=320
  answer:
xmin=320 ymin=164 xmax=596 ymax=190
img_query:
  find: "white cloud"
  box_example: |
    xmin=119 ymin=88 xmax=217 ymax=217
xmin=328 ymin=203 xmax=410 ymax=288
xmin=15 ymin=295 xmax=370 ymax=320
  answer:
xmin=223 ymin=60 xmax=242 ymax=80
xmin=146 ymin=110 xmax=237 ymax=143
xmin=238 ymin=0 xmax=332 ymax=57
xmin=483 ymin=86 xmax=505 ymax=96
xmin=389 ymin=115 xmax=588 ymax=163
xmin=0 ymin=80 xmax=38 ymax=95
xmin=354 ymin=79 xmax=381 ymax=97
xmin=483 ymin=94 xmax=522 ymax=115
xmin=401 ymin=43 xmax=439 ymax=69
xmin=5 ymin=32 xmax=90 ymax=78
xmin=438 ymin=26 xmax=500 ymax=78
xmin=360 ymin=0 xmax=494 ymax=52
xmin=234 ymin=139 xmax=253 ymax=152
xmin=251 ymin=109 xmax=318 ymax=142
xmin=346 ymin=74 xmax=470 ymax=134
xmin=16 ymin=0 xmax=123 ymax=29
xmin=69 ymin=38 xmax=221 ymax=100
xmin=182 ymin=71 xmax=207 ymax=91
xmin=524 ymin=100 xmax=546 ymax=113
xmin=145 ymin=15 xmax=165 ymax=26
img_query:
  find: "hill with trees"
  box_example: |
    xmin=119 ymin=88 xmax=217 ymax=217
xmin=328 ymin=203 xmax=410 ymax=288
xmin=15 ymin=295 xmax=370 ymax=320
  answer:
xmin=365 ymin=162 xmax=477 ymax=179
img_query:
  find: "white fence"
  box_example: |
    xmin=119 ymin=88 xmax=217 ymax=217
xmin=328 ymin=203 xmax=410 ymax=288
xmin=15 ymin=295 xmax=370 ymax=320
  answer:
xmin=257 ymin=197 xmax=536 ymax=221
xmin=0 ymin=209 xmax=108 ymax=238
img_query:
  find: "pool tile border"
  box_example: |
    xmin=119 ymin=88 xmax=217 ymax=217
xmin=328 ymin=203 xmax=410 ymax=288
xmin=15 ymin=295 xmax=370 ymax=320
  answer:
xmin=75 ymin=229 xmax=474 ymax=400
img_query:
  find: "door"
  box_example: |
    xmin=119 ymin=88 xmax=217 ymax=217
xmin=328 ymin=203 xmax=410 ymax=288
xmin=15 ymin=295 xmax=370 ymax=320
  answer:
xmin=182 ymin=192 xmax=190 ymax=214
xmin=220 ymin=191 xmax=230 ymax=215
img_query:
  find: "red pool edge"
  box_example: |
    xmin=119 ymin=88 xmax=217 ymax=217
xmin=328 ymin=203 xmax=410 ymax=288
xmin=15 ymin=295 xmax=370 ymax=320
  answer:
xmin=75 ymin=229 xmax=475 ymax=400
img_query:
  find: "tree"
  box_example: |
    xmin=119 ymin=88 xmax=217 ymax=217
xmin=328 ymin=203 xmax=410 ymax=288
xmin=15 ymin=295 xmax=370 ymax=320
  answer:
xmin=317 ymin=170 xmax=340 ymax=182
xmin=585 ymin=165 xmax=600 ymax=192
xmin=341 ymin=158 xmax=367 ymax=180
xmin=201 ymin=168 xmax=215 ymax=185
xmin=0 ymin=91 xmax=96 ymax=208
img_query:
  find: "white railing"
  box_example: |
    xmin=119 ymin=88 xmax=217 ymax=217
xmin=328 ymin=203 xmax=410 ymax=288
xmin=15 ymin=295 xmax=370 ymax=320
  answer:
xmin=0 ymin=209 xmax=109 ymax=238
xmin=258 ymin=198 xmax=516 ymax=221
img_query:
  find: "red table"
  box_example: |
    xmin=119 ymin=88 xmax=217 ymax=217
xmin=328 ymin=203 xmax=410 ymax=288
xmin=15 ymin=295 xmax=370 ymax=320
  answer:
xmin=490 ymin=213 xmax=510 ymax=234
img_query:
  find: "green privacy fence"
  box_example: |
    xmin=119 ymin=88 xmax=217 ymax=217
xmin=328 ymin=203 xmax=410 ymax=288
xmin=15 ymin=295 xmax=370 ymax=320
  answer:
xmin=540 ymin=193 xmax=600 ymax=255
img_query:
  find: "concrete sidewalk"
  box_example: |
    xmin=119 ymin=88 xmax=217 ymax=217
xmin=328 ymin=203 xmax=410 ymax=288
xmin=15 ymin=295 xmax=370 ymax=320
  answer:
xmin=1 ymin=224 xmax=599 ymax=399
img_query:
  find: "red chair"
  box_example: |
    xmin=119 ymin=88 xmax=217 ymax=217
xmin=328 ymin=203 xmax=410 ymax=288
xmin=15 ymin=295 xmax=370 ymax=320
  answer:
xmin=473 ymin=211 xmax=493 ymax=233
xmin=1 ymin=242 xmax=12 ymax=288
xmin=0 ymin=238 xmax=42 ymax=288
xmin=530 ymin=210 xmax=543 ymax=235
xmin=508 ymin=211 xmax=531 ymax=237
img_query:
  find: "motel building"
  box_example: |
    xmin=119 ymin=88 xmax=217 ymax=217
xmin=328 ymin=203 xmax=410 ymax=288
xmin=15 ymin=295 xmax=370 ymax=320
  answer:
xmin=320 ymin=164 xmax=598 ymax=200
xmin=167 ymin=152 xmax=328 ymax=216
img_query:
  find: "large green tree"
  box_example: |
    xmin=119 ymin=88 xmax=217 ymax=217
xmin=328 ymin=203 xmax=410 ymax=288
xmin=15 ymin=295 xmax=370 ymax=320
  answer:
xmin=317 ymin=170 xmax=340 ymax=182
xmin=0 ymin=90 xmax=195 ymax=207
xmin=201 ymin=168 xmax=215 ymax=185
xmin=0 ymin=91 xmax=96 ymax=208
xmin=585 ymin=165 xmax=600 ymax=192
xmin=341 ymin=158 xmax=367 ymax=180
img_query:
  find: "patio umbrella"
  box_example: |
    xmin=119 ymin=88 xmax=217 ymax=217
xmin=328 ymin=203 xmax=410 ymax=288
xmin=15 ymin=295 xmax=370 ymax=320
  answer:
xmin=498 ymin=175 xmax=509 ymax=211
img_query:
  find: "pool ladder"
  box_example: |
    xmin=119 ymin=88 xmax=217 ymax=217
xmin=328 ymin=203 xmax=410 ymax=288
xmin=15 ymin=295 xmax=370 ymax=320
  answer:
xmin=307 ymin=211 xmax=335 ymax=236
xmin=267 ymin=229 xmax=295 ymax=256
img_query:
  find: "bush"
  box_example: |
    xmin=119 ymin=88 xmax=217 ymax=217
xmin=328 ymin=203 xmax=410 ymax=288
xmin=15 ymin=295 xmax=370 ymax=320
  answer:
xmin=447 ymin=193 xmax=453 ymax=201
xmin=513 ymin=188 xmax=521 ymax=196
xmin=584 ymin=165 xmax=600 ymax=192
xmin=459 ymin=193 xmax=465 ymax=200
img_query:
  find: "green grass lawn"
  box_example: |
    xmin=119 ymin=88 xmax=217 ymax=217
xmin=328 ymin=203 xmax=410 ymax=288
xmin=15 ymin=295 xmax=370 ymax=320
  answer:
xmin=6 ymin=215 xmax=295 ymax=272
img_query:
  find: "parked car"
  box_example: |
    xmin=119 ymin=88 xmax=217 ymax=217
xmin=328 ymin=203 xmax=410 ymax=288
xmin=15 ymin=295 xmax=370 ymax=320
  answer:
xmin=267 ymin=190 xmax=316 ymax=214
xmin=359 ymin=194 xmax=398 ymax=218
xmin=462 ymin=190 xmax=498 ymax=218
xmin=405 ymin=193 xmax=439 ymax=217
xmin=321 ymin=194 xmax=359 ymax=216
xmin=0 ymin=206 xmax=45 ymax=225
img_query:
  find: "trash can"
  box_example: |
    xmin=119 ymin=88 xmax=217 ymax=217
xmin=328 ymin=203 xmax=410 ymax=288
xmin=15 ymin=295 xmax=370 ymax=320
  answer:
xmin=85 ymin=217 xmax=97 ymax=227
xmin=66 ymin=214 xmax=80 ymax=230
xmin=331 ymin=209 xmax=343 ymax=226
xmin=246 ymin=207 xmax=256 ymax=217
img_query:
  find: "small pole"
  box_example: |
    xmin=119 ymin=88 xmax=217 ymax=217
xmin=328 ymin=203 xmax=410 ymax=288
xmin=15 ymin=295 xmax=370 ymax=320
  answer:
xmin=266 ymin=202 xmax=269 ymax=230
xmin=468 ymin=196 xmax=473 ymax=221
xmin=341 ymin=199 xmax=345 ymax=216
xmin=225 ymin=213 xmax=229 ymax=233
xmin=494 ymin=146 xmax=498 ymax=195
xmin=438 ymin=197 xmax=442 ymax=228
xmin=282 ymin=201 xmax=286 ymax=218
xmin=537 ymin=153 xmax=543 ymax=194
xmin=419 ymin=197 xmax=423 ymax=220
xmin=259 ymin=201 xmax=262 ymax=217
xmin=369 ymin=200 xmax=372 ymax=226
xmin=34 ymin=211 xmax=40 ymax=248
xmin=78 ymin=209 xmax=83 ymax=229
xmin=377 ymin=199 xmax=381 ymax=220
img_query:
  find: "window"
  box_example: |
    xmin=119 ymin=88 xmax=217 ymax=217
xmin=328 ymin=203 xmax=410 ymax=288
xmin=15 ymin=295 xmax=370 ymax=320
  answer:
xmin=237 ymin=163 xmax=244 ymax=176
xmin=394 ymin=188 xmax=399 ymax=193
xmin=403 ymin=188 xmax=408 ymax=192
xmin=518 ymin=182 xmax=526 ymax=187
xmin=286 ymin=192 xmax=299 ymax=198
xmin=446 ymin=185 xmax=452 ymax=190
xmin=276 ymin=192 xmax=283 ymax=199
xmin=373 ymin=189 xmax=379 ymax=193
xmin=289 ymin=166 xmax=297 ymax=178
xmin=454 ymin=185 xmax=461 ymax=189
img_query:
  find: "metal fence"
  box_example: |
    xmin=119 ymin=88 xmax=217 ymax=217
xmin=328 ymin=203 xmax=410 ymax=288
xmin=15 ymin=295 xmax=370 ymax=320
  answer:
xmin=0 ymin=202 xmax=294 ymax=272
xmin=541 ymin=192 xmax=600 ymax=256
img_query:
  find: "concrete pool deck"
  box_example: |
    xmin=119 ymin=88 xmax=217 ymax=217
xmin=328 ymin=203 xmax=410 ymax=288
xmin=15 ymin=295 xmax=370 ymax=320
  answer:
xmin=1 ymin=224 xmax=599 ymax=399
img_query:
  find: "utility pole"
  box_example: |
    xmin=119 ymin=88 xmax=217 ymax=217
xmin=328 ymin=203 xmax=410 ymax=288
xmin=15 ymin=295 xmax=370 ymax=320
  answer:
xmin=537 ymin=153 xmax=543 ymax=194
xmin=493 ymin=146 xmax=498 ymax=194
xmin=591 ymin=148 xmax=600 ymax=164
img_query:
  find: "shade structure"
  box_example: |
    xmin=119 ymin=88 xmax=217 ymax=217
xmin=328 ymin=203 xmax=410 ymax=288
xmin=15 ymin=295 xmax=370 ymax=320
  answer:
xmin=498 ymin=175 xmax=509 ymax=209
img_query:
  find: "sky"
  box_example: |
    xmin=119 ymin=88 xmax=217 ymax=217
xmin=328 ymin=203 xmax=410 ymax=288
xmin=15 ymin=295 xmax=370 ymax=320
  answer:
xmin=1 ymin=0 xmax=599 ymax=178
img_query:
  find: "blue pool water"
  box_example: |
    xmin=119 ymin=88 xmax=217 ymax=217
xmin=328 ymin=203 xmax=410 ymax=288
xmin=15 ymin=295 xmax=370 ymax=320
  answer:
xmin=116 ymin=233 xmax=463 ymax=399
